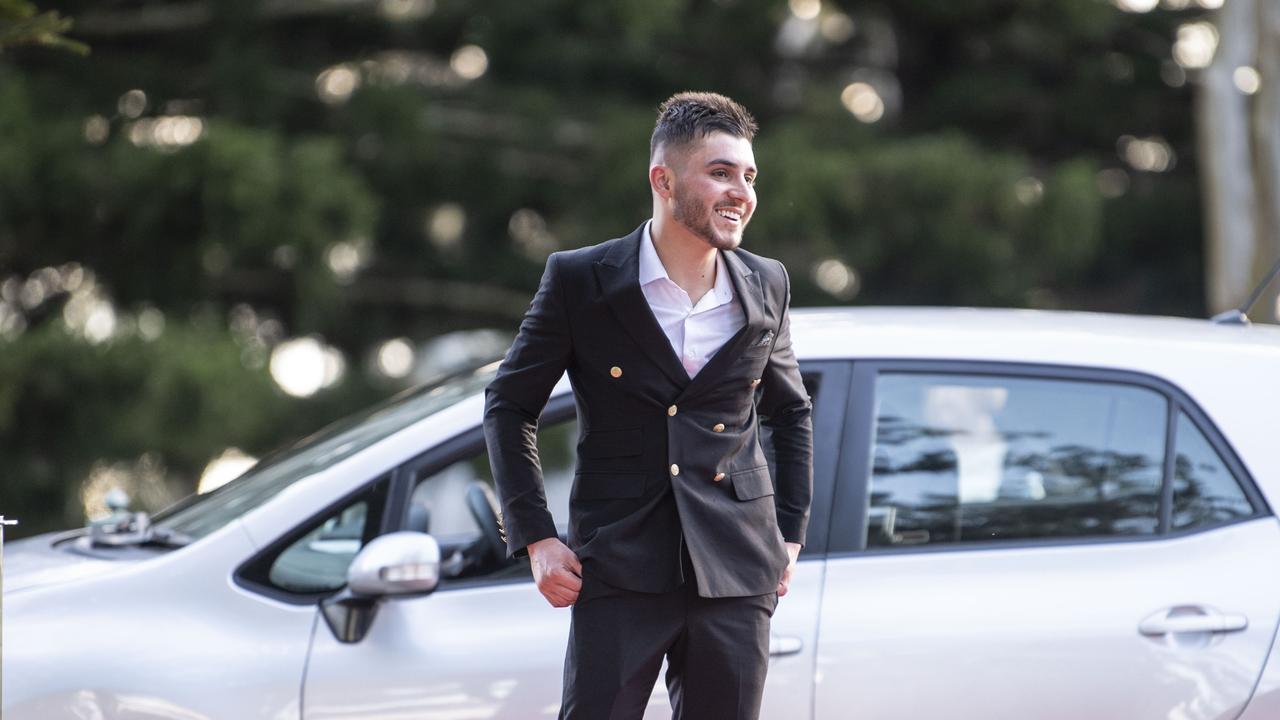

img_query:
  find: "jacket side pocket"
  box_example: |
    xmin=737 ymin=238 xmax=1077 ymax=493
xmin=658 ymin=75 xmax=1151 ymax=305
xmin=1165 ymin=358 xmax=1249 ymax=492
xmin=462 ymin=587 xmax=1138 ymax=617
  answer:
xmin=730 ymin=465 xmax=775 ymax=501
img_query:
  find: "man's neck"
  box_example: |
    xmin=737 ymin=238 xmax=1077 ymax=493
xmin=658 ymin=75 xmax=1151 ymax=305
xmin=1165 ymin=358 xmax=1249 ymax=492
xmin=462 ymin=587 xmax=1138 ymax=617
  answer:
xmin=650 ymin=215 xmax=718 ymax=302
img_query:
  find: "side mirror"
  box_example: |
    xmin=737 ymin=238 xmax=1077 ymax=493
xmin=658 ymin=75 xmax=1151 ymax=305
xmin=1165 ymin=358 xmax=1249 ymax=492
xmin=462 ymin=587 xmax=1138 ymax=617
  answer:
xmin=320 ymin=532 xmax=441 ymax=644
xmin=348 ymin=531 xmax=442 ymax=597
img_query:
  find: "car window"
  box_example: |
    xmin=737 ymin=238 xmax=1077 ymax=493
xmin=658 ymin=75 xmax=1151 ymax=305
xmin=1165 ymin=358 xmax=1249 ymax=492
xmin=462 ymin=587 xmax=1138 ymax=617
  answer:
xmin=1172 ymin=411 xmax=1255 ymax=531
xmin=866 ymin=373 xmax=1166 ymax=548
xmin=155 ymin=364 xmax=498 ymax=542
xmin=257 ymin=476 xmax=390 ymax=595
xmin=408 ymin=415 xmax=577 ymax=586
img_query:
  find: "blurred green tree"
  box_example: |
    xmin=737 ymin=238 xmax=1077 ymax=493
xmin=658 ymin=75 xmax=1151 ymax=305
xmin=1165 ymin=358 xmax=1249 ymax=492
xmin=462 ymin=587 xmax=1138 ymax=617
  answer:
xmin=0 ymin=0 xmax=85 ymax=54
xmin=0 ymin=0 xmax=1217 ymax=535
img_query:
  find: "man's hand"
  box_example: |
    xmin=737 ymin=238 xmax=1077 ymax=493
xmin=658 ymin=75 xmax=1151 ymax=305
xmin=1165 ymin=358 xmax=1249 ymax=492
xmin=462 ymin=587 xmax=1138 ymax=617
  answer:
xmin=528 ymin=537 xmax=583 ymax=607
xmin=776 ymin=542 xmax=802 ymax=598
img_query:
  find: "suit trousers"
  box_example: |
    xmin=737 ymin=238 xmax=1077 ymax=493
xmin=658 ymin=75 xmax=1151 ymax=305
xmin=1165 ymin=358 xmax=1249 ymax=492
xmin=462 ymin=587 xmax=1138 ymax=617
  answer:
xmin=558 ymin=551 xmax=778 ymax=720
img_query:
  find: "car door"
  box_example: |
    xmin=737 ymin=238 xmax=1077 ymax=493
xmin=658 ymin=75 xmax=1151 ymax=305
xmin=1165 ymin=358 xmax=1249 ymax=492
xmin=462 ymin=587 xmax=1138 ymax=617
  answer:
xmin=299 ymin=404 xmax=578 ymax=720
xmin=300 ymin=363 xmax=846 ymax=719
xmin=815 ymin=361 xmax=1280 ymax=720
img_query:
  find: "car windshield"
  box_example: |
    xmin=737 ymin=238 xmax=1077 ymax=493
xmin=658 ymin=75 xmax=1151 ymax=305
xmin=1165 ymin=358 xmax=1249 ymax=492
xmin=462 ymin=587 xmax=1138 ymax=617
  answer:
xmin=151 ymin=362 xmax=500 ymax=543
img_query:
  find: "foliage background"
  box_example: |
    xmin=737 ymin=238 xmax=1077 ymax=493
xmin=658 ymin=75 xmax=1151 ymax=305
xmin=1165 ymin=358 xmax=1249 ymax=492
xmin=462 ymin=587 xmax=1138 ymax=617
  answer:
xmin=0 ymin=0 xmax=1217 ymax=536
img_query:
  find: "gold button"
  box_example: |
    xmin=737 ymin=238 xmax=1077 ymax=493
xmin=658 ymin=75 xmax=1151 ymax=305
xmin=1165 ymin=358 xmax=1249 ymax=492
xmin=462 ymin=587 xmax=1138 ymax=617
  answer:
xmin=712 ymin=423 xmax=725 ymax=432
xmin=713 ymin=472 xmax=726 ymax=483
xmin=668 ymin=404 xmax=678 ymax=416
xmin=610 ymin=366 xmax=622 ymax=378
xmin=670 ymin=464 xmax=680 ymax=476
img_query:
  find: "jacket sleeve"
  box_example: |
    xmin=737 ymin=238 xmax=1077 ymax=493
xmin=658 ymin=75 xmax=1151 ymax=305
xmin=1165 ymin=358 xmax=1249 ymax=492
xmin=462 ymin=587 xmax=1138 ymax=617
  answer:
xmin=483 ymin=253 xmax=572 ymax=558
xmin=757 ymin=261 xmax=813 ymax=546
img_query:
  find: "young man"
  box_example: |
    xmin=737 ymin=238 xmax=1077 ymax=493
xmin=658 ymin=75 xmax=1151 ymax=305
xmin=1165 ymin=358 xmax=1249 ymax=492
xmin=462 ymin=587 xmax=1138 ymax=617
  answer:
xmin=484 ymin=91 xmax=813 ymax=720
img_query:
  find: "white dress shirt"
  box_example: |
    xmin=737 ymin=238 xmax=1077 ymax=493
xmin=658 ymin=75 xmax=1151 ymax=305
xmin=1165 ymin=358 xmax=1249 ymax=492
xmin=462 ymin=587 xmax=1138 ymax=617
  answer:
xmin=638 ymin=221 xmax=746 ymax=378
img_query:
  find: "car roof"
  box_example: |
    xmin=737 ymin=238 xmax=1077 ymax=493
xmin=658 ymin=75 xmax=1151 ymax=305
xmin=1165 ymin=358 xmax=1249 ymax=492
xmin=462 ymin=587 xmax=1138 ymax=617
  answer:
xmin=790 ymin=307 xmax=1280 ymax=365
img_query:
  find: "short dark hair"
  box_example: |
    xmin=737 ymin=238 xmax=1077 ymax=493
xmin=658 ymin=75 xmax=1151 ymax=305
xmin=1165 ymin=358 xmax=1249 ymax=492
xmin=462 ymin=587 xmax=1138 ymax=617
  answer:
xmin=650 ymin=91 xmax=758 ymax=160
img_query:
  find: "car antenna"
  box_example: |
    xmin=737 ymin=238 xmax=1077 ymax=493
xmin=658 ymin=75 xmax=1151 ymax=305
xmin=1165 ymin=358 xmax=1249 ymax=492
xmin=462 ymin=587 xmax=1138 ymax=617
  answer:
xmin=1211 ymin=255 xmax=1280 ymax=326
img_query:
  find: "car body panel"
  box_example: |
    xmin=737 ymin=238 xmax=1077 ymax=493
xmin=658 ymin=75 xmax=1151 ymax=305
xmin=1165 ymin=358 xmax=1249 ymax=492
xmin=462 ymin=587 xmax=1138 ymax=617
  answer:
xmin=6 ymin=521 xmax=312 ymax=720
xmin=814 ymin=518 xmax=1280 ymax=720
xmin=5 ymin=307 xmax=1280 ymax=720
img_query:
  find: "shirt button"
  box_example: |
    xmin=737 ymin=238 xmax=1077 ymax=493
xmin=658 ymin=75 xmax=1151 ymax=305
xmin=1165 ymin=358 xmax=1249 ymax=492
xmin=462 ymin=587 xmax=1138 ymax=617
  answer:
xmin=749 ymin=378 xmax=761 ymax=388
xmin=712 ymin=423 xmax=725 ymax=433
xmin=668 ymin=405 xmax=678 ymax=417
xmin=610 ymin=366 xmax=622 ymax=378
xmin=713 ymin=472 xmax=726 ymax=483
xmin=670 ymin=464 xmax=680 ymax=476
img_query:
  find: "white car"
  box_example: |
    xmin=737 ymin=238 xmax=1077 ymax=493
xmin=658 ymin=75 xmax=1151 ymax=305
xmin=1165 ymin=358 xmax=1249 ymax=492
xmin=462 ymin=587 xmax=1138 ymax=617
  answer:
xmin=6 ymin=307 xmax=1280 ymax=720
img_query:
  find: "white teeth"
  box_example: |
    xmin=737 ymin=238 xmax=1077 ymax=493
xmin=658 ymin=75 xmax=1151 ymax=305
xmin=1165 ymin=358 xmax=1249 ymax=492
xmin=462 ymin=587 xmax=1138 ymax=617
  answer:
xmin=716 ymin=209 xmax=741 ymax=221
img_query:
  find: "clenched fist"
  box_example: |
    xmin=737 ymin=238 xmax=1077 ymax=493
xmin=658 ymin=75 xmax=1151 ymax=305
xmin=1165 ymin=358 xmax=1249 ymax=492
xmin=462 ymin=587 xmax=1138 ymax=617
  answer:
xmin=528 ymin=537 xmax=583 ymax=607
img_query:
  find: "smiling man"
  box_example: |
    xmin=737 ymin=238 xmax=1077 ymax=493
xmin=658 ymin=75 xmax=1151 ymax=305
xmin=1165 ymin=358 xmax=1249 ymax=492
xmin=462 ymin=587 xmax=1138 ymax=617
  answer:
xmin=484 ymin=92 xmax=813 ymax=720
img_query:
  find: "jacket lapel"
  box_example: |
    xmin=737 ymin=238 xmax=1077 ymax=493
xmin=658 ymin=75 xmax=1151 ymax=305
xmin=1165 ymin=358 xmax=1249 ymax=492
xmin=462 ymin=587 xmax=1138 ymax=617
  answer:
xmin=679 ymin=248 xmax=769 ymax=400
xmin=593 ymin=227 xmax=692 ymax=387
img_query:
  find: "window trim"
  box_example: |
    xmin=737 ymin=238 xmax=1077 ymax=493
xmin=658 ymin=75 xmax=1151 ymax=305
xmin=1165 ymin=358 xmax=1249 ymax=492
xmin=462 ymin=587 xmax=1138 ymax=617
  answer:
xmin=230 ymin=359 xmax=854 ymax=601
xmin=234 ymin=474 xmax=393 ymax=605
xmin=827 ymin=359 xmax=1271 ymax=558
xmin=387 ymin=361 xmax=851 ymax=589
xmin=385 ymin=395 xmax=579 ymax=593
xmin=793 ymin=360 xmax=852 ymax=559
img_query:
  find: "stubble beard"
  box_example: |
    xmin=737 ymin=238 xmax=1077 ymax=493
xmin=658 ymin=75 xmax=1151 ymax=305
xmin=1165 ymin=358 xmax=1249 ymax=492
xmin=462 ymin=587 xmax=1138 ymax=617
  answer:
xmin=672 ymin=187 xmax=745 ymax=252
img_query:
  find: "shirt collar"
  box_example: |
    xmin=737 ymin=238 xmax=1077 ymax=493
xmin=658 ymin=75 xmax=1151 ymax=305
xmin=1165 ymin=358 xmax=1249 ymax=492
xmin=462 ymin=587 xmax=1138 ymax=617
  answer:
xmin=639 ymin=220 xmax=736 ymax=304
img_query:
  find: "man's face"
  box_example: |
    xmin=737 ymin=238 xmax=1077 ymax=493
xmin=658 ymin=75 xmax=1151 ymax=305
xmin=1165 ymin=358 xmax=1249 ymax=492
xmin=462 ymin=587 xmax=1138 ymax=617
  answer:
xmin=667 ymin=131 xmax=757 ymax=251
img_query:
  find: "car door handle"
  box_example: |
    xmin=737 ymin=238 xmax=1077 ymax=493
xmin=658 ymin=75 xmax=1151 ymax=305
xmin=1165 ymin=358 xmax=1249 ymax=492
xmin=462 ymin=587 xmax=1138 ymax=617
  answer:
xmin=769 ymin=634 xmax=803 ymax=657
xmin=1138 ymin=606 xmax=1248 ymax=636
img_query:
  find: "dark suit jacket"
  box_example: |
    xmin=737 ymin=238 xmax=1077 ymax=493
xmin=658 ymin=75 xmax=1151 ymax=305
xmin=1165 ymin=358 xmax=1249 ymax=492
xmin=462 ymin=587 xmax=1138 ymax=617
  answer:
xmin=483 ymin=225 xmax=813 ymax=598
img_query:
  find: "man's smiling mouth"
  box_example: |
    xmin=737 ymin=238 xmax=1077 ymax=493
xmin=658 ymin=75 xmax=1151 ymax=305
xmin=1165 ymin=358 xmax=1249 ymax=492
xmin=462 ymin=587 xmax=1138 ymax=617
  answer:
xmin=715 ymin=207 xmax=743 ymax=223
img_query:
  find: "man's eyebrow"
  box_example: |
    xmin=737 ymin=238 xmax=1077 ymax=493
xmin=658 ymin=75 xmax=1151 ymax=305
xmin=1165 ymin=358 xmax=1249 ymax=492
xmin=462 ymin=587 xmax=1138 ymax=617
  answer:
xmin=705 ymin=158 xmax=758 ymax=174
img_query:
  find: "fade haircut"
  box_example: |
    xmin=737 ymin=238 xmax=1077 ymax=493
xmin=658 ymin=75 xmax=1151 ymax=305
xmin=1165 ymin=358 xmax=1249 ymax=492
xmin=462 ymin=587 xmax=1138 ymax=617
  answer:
xmin=650 ymin=91 xmax=758 ymax=161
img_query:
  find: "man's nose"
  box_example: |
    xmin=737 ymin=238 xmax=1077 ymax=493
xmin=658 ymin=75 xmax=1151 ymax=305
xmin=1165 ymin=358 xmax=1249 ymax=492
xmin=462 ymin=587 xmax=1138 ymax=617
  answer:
xmin=727 ymin=181 xmax=752 ymax=202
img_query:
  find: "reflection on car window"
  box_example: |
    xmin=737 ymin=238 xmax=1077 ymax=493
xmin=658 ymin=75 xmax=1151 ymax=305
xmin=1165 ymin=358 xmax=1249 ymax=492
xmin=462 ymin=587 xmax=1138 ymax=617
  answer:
xmin=1172 ymin=412 xmax=1255 ymax=531
xmin=409 ymin=415 xmax=577 ymax=586
xmin=263 ymin=476 xmax=389 ymax=595
xmin=154 ymin=364 xmax=498 ymax=542
xmin=866 ymin=373 xmax=1167 ymax=548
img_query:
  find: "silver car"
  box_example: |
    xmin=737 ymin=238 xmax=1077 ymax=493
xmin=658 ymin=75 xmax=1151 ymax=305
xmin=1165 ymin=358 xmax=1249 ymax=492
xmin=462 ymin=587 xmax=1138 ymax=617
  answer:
xmin=6 ymin=307 xmax=1280 ymax=720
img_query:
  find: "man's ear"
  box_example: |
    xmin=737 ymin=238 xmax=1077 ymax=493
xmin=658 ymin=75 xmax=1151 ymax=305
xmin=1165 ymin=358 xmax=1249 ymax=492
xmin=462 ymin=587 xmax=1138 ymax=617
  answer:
xmin=649 ymin=165 xmax=673 ymax=197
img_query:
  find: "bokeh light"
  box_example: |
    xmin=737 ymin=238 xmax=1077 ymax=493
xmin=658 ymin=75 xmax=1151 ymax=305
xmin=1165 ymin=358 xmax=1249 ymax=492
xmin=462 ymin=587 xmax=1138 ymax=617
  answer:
xmin=127 ymin=116 xmax=205 ymax=150
xmin=789 ymin=0 xmax=821 ymax=21
xmin=1174 ymin=22 xmax=1218 ymax=70
xmin=1014 ymin=177 xmax=1045 ymax=206
xmin=376 ymin=337 xmax=416 ymax=378
xmin=83 ymin=115 xmax=110 ymax=145
xmin=450 ymin=45 xmax=489 ymax=81
xmin=841 ymin=82 xmax=885 ymax=123
xmin=117 ymin=89 xmax=147 ymax=119
xmin=326 ymin=240 xmax=367 ymax=284
xmin=1233 ymin=66 xmax=1261 ymax=95
xmin=820 ymin=12 xmax=855 ymax=43
xmin=427 ymin=203 xmax=467 ymax=249
xmin=812 ymin=258 xmax=860 ymax=300
xmin=316 ymin=64 xmax=361 ymax=104
xmin=269 ymin=337 xmax=346 ymax=397
xmin=509 ymin=208 xmax=558 ymax=261
xmin=1118 ymin=135 xmax=1175 ymax=172
xmin=137 ymin=306 xmax=165 ymax=341
xmin=1112 ymin=0 xmax=1158 ymax=12
xmin=198 ymin=448 xmax=258 ymax=494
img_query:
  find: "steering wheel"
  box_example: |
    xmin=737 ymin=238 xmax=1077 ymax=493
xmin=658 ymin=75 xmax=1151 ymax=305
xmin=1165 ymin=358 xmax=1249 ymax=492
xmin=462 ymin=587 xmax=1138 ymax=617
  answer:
xmin=465 ymin=481 xmax=507 ymax=564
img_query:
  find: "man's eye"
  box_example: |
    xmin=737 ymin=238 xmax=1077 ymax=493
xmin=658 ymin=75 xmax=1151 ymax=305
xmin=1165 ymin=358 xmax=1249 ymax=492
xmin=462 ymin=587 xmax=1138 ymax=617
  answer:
xmin=746 ymin=176 xmax=757 ymax=186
